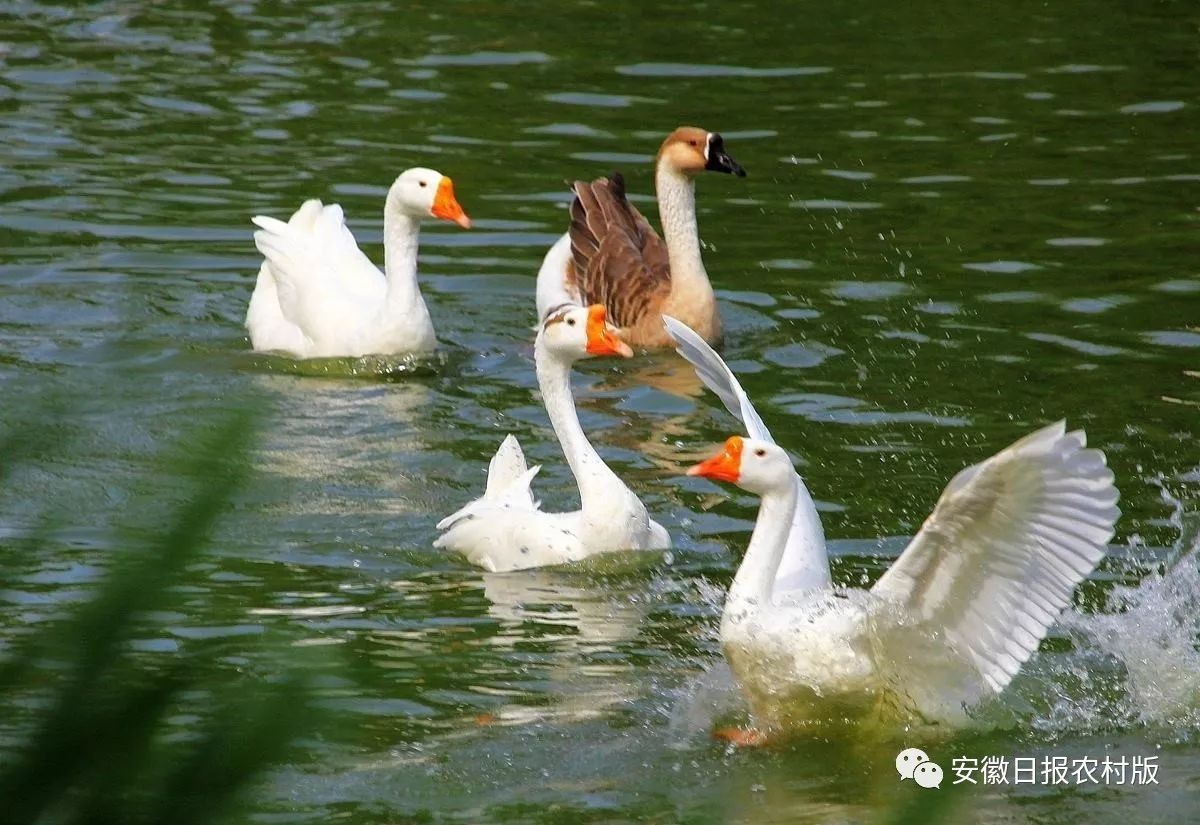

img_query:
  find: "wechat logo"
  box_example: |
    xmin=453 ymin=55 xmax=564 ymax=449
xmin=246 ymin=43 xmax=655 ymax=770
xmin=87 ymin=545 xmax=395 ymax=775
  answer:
xmin=896 ymin=747 xmax=943 ymax=789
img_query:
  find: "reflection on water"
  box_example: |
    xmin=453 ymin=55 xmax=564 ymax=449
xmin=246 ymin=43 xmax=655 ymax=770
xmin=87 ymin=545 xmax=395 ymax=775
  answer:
xmin=475 ymin=568 xmax=649 ymax=725
xmin=251 ymin=375 xmax=434 ymax=520
xmin=1 ymin=0 xmax=1200 ymax=821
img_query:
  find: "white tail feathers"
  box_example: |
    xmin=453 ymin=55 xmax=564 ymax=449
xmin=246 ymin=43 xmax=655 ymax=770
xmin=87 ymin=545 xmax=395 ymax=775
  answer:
xmin=436 ymin=435 xmax=541 ymax=531
xmin=485 ymin=435 xmax=533 ymax=499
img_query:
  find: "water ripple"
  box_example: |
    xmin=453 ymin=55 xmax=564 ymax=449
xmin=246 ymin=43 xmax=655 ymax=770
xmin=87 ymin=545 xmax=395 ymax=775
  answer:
xmin=416 ymin=51 xmax=551 ymax=67
xmin=963 ymin=260 xmax=1043 ymax=274
xmin=616 ymin=63 xmax=832 ymax=77
xmin=1120 ymin=101 xmax=1186 ymax=115
xmin=544 ymin=92 xmax=659 ymax=107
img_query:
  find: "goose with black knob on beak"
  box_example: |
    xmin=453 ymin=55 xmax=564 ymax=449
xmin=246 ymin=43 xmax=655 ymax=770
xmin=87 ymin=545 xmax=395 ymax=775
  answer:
xmin=535 ymin=127 xmax=745 ymax=349
xmin=435 ymin=305 xmax=671 ymax=571
xmin=664 ymin=316 xmax=1120 ymax=742
xmin=247 ymin=167 xmax=471 ymax=359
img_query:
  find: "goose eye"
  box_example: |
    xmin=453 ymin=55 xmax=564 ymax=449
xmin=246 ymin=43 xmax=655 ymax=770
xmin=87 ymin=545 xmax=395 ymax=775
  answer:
xmin=567 ymin=318 xmax=576 ymax=327
xmin=754 ymin=448 xmax=767 ymax=458
xmin=688 ymin=140 xmax=697 ymax=147
xmin=419 ymin=181 xmax=428 ymax=188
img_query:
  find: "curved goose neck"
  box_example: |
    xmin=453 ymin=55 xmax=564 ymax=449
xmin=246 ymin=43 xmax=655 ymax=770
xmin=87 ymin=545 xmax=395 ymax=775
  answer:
xmin=534 ymin=343 xmax=624 ymax=510
xmin=381 ymin=197 xmax=426 ymax=315
xmin=727 ymin=481 xmax=798 ymax=610
xmin=654 ymin=166 xmax=713 ymax=302
xmin=769 ymin=475 xmax=833 ymax=597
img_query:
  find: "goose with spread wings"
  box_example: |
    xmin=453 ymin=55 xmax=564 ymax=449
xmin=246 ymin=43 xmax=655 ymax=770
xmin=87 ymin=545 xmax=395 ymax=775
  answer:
xmin=665 ymin=316 xmax=1120 ymax=739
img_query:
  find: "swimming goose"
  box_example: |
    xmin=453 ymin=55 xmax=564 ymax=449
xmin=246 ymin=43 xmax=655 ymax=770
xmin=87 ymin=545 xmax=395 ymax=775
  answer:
xmin=246 ymin=167 xmax=470 ymax=358
xmin=535 ymin=127 xmax=745 ymax=349
xmin=665 ymin=316 xmax=1120 ymax=739
xmin=436 ymin=305 xmax=671 ymax=571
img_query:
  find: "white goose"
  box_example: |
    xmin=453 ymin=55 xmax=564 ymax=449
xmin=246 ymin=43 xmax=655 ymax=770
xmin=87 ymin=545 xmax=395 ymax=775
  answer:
xmin=435 ymin=305 xmax=671 ymax=571
xmin=535 ymin=127 xmax=745 ymax=348
xmin=246 ymin=168 xmax=470 ymax=358
xmin=665 ymin=316 xmax=1120 ymax=740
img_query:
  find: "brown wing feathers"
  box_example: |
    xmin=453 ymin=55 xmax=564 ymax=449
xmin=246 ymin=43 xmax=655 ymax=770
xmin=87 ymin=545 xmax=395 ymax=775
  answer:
xmin=568 ymin=177 xmax=606 ymax=273
xmin=566 ymin=172 xmax=670 ymax=329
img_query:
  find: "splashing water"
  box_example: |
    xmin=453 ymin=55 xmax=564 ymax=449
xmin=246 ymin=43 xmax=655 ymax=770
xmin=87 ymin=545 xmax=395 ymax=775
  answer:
xmin=1057 ymin=480 xmax=1200 ymax=737
xmin=671 ymin=478 xmax=1200 ymax=743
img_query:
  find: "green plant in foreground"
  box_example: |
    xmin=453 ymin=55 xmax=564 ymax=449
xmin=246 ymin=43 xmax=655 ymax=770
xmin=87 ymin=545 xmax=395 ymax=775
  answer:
xmin=0 ymin=410 xmax=321 ymax=825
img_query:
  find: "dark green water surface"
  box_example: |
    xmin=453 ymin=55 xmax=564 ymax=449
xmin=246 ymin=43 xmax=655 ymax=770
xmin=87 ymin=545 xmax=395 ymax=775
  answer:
xmin=1 ymin=1 xmax=1198 ymax=822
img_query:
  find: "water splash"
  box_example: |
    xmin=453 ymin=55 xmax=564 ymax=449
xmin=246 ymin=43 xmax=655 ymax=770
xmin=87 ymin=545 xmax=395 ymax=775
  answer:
xmin=1055 ymin=479 xmax=1200 ymax=737
xmin=671 ymin=476 xmax=1200 ymax=743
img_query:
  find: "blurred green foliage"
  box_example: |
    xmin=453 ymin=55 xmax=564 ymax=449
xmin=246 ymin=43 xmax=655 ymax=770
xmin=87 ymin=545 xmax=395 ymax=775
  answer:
xmin=0 ymin=408 xmax=322 ymax=825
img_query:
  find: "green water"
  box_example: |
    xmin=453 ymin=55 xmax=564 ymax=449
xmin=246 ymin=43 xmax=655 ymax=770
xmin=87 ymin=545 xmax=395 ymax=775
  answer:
xmin=2 ymin=0 xmax=1199 ymax=822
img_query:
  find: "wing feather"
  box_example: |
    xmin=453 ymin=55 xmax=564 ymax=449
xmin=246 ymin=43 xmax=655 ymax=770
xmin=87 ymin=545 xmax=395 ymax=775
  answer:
xmin=436 ymin=435 xmax=541 ymax=531
xmin=568 ymin=173 xmax=671 ymax=329
xmin=662 ymin=315 xmax=772 ymax=442
xmin=568 ymin=183 xmax=603 ymax=270
xmin=871 ymin=421 xmax=1120 ymax=708
xmin=251 ymin=202 xmax=385 ymax=346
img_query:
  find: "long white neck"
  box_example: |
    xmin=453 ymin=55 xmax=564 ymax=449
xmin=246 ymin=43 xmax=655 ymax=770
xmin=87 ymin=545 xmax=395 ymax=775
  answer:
xmin=534 ymin=344 xmax=624 ymax=511
xmin=655 ymin=165 xmax=713 ymax=302
xmin=381 ymin=202 xmax=426 ymax=316
xmin=769 ymin=474 xmax=833 ymax=597
xmin=727 ymin=481 xmax=798 ymax=610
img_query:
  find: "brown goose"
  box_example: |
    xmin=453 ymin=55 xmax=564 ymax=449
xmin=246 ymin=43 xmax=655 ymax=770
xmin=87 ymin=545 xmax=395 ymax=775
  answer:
xmin=534 ymin=126 xmax=745 ymax=348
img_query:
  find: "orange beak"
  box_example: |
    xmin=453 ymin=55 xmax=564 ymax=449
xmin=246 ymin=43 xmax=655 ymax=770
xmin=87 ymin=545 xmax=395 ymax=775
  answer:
xmin=585 ymin=305 xmax=633 ymax=358
xmin=687 ymin=436 xmax=744 ymax=484
xmin=430 ymin=177 xmax=471 ymax=228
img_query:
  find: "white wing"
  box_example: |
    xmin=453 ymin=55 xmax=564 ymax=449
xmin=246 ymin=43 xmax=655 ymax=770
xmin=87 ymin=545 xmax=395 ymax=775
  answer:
xmin=245 ymin=262 xmax=309 ymax=353
xmin=436 ymin=435 xmax=541 ymax=531
xmin=245 ymin=200 xmax=332 ymax=353
xmin=871 ymin=421 xmax=1119 ymax=708
xmin=664 ymin=315 xmax=832 ymax=596
xmin=662 ymin=315 xmax=772 ymax=442
xmin=304 ymin=203 xmax=388 ymax=296
xmin=251 ymin=201 xmax=385 ymax=346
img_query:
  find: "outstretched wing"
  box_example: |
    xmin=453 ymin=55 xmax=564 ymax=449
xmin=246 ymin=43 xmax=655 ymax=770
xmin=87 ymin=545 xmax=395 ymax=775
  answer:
xmin=662 ymin=315 xmax=772 ymax=442
xmin=568 ymin=173 xmax=671 ymax=330
xmin=871 ymin=421 xmax=1120 ymax=708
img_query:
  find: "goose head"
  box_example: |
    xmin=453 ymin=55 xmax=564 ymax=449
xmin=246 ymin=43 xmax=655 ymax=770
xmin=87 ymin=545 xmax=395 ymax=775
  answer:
xmin=658 ymin=127 xmax=746 ymax=178
xmin=539 ymin=304 xmax=634 ymax=361
xmin=688 ymin=436 xmax=792 ymax=495
xmin=388 ymin=167 xmax=472 ymax=228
